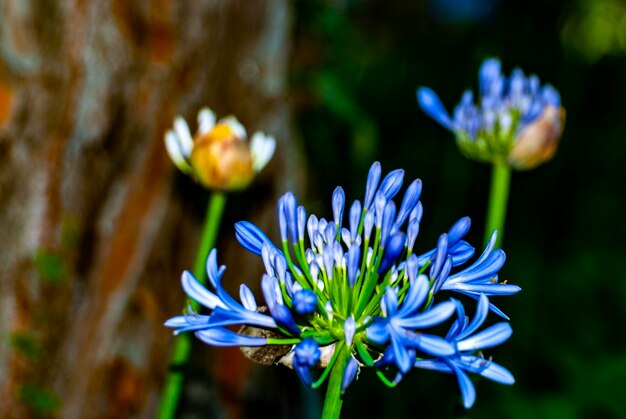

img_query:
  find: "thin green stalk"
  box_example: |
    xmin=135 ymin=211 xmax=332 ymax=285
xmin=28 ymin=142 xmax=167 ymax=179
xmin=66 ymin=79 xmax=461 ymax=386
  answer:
xmin=484 ymin=160 xmax=511 ymax=248
xmin=158 ymin=191 xmax=227 ymax=419
xmin=321 ymin=345 xmax=348 ymax=419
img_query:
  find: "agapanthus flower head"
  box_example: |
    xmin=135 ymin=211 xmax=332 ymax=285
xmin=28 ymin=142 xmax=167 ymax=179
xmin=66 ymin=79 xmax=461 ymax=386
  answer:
xmin=166 ymin=161 xmax=520 ymax=408
xmin=164 ymin=107 xmax=276 ymax=190
xmin=417 ymin=58 xmax=565 ymax=170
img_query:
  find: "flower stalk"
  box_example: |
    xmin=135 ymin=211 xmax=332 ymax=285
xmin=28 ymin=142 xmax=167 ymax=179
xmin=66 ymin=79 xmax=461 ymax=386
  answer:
xmin=321 ymin=346 xmax=349 ymax=419
xmin=484 ymin=160 xmax=511 ymax=247
xmin=158 ymin=192 xmax=227 ymax=419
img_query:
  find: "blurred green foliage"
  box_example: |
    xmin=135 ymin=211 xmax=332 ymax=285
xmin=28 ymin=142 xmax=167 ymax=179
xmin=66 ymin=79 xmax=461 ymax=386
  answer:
xmin=9 ymin=332 xmax=42 ymax=361
xmin=291 ymin=0 xmax=626 ymax=417
xmin=33 ymin=249 xmax=66 ymax=284
xmin=562 ymin=0 xmax=626 ymax=62
xmin=18 ymin=383 xmax=61 ymax=416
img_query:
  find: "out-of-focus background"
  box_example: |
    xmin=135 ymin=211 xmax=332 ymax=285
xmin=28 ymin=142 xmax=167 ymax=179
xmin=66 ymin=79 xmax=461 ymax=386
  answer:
xmin=1 ymin=0 xmax=625 ymax=418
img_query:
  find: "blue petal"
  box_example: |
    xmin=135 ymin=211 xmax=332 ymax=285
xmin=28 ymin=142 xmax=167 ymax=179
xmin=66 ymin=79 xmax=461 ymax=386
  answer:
xmin=413 ymin=358 xmax=453 ymax=374
xmin=293 ymin=340 xmax=319 ymax=387
xmin=477 ymin=360 xmax=515 ymax=385
xmin=430 ymin=233 xmax=448 ymax=280
xmin=456 ymin=293 xmax=489 ymax=340
xmin=165 ymin=314 xmax=211 ymax=334
xmin=479 ymin=58 xmax=502 ymax=97
xmin=542 ymin=85 xmax=561 ymax=107
xmin=406 ymin=218 xmax=420 ymax=250
xmin=378 ymin=169 xmax=405 ymax=201
xmin=206 ymin=251 xmax=244 ymax=309
xmin=278 ymin=198 xmax=288 ymax=242
xmin=294 ymin=363 xmax=313 ymax=386
xmin=375 ymin=345 xmax=396 ymax=367
xmin=181 ymin=270 xmax=225 ymax=310
xmin=449 ymin=241 xmax=475 ymax=266
xmin=395 ymin=179 xmax=422 ymax=228
xmin=295 ymin=338 xmax=321 ymax=367
xmin=445 ymin=282 xmax=521 ymax=296
xmin=164 ymin=315 xmax=193 ymax=328
xmin=445 ymin=299 xmax=466 ymax=341
xmin=364 ymin=162 xmax=382 ymax=209
xmin=520 ymin=98 xmax=543 ymax=126
xmin=270 ymin=304 xmax=301 ymax=335
xmin=450 ymin=361 xmax=477 ymax=409
xmin=379 ymin=231 xmax=405 ymax=274
xmin=293 ymin=289 xmax=317 ymax=314
xmin=397 ymin=300 xmax=456 ymax=329
xmin=347 ymin=245 xmax=360 ymax=286
xmin=396 ymin=274 xmax=429 ymax=318
xmin=390 ymin=329 xmax=413 ymax=374
xmin=405 ymin=255 xmax=419 ymax=282
xmin=447 ymin=217 xmax=471 ymax=245
xmin=349 ymin=200 xmax=362 ymax=239
xmin=344 ymin=316 xmax=356 ymax=346
xmin=342 ymin=356 xmax=360 ymax=392
xmin=414 ymin=333 xmax=455 ymax=357
xmin=234 ymin=221 xmax=276 ymax=256
xmin=204 ymin=306 xmax=277 ymax=329
xmin=453 ymin=291 xmax=512 ymax=319
xmin=205 ymin=249 xmax=226 ymax=289
xmin=380 ymin=201 xmax=397 ymax=247
xmin=307 ymin=214 xmax=319 ymax=244
xmin=363 ymin=211 xmax=375 ymax=241
xmin=332 ymin=186 xmax=346 ymax=227
xmin=446 ymin=249 xmax=506 ymax=284
xmin=417 ymin=87 xmax=454 ymax=130
xmin=323 ymin=247 xmax=334 ymax=280
xmin=239 ymin=284 xmax=258 ymax=311
xmin=365 ymin=319 xmax=390 ymax=344
xmin=297 ymin=206 xmax=307 ymax=242
xmin=283 ymin=192 xmax=298 ymax=243
xmin=457 ymin=322 xmax=512 ymax=352
xmin=261 ymin=274 xmax=279 ymax=308
xmin=432 ymin=255 xmax=452 ymax=294
xmin=374 ymin=191 xmax=386 ymax=228
xmin=381 ymin=287 xmax=399 ymax=317
xmin=195 ymin=328 xmax=268 ymax=347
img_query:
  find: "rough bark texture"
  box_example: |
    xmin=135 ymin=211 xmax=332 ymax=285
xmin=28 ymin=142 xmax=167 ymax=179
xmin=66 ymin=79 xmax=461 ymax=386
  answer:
xmin=0 ymin=1 xmax=301 ymax=417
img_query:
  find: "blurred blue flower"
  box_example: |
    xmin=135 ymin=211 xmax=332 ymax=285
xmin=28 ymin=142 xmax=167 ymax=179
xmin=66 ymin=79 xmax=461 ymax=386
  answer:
xmin=165 ymin=161 xmax=519 ymax=408
xmin=418 ymin=58 xmax=565 ymax=169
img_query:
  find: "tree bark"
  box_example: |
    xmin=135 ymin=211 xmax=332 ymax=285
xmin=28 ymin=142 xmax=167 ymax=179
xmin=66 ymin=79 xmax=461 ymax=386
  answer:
xmin=0 ymin=1 xmax=300 ymax=417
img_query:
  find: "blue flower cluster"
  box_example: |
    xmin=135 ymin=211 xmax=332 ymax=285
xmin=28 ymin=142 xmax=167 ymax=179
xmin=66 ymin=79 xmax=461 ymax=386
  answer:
xmin=417 ymin=58 xmax=564 ymax=169
xmin=165 ymin=161 xmax=521 ymax=408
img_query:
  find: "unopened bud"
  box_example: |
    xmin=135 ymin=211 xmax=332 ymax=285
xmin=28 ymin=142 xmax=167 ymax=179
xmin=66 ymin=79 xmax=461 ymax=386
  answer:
xmin=507 ymin=105 xmax=565 ymax=170
xmin=191 ymin=125 xmax=255 ymax=190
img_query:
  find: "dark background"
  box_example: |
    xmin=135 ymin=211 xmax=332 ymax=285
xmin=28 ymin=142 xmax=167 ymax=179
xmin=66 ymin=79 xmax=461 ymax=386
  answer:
xmin=288 ymin=0 xmax=626 ymax=417
xmin=2 ymin=0 xmax=624 ymax=417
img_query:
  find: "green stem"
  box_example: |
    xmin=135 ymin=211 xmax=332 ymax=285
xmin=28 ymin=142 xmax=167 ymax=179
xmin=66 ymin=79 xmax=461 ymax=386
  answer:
xmin=321 ymin=346 xmax=348 ymax=419
xmin=158 ymin=192 xmax=227 ymax=419
xmin=484 ymin=160 xmax=511 ymax=248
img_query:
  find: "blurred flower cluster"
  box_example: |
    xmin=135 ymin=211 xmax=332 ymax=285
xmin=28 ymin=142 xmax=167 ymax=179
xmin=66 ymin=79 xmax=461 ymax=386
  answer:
xmin=418 ymin=58 xmax=565 ymax=170
xmin=165 ymin=161 xmax=521 ymax=408
xmin=164 ymin=107 xmax=276 ymax=190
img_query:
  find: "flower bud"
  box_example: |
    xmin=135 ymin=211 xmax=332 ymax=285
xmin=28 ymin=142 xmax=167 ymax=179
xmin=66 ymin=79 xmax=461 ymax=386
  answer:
xmin=164 ymin=107 xmax=276 ymax=191
xmin=507 ymin=105 xmax=565 ymax=170
xmin=191 ymin=126 xmax=255 ymax=190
